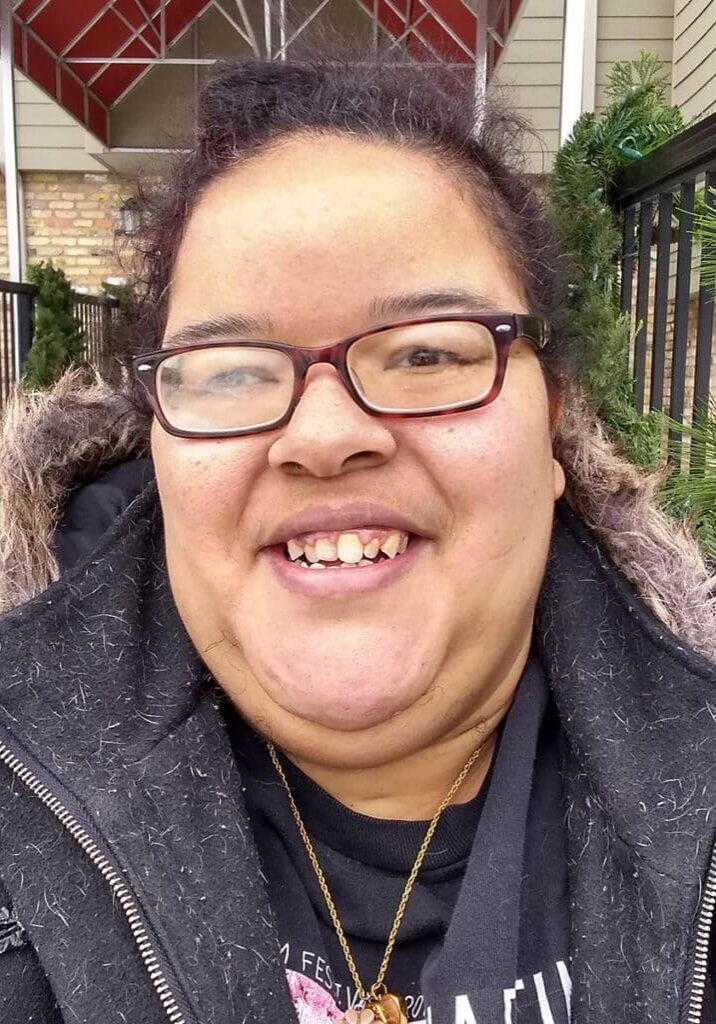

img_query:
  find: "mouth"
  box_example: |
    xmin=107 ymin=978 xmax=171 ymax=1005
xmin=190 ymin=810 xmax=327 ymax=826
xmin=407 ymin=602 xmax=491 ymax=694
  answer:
xmin=283 ymin=528 xmax=412 ymax=569
xmin=262 ymin=526 xmax=423 ymax=597
xmin=259 ymin=503 xmax=429 ymax=597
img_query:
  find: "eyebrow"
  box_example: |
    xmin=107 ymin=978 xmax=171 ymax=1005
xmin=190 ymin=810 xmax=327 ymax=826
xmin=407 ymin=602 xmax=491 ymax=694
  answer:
xmin=164 ymin=313 xmax=275 ymax=348
xmin=163 ymin=288 xmax=502 ymax=347
xmin=368 ymin=288 xmax=503 ymax=320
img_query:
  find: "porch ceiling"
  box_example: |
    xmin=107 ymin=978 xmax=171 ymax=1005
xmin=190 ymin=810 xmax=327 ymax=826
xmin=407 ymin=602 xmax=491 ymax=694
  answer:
xmin=9 ymin=0 xmax=524 ymax=147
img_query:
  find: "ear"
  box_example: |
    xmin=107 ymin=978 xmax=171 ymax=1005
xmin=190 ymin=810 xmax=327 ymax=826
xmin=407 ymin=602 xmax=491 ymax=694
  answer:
xmin=552 ymin=458 xmax=566 ymax=501
xmin=546 ymin=378 xmax=566 ymax=500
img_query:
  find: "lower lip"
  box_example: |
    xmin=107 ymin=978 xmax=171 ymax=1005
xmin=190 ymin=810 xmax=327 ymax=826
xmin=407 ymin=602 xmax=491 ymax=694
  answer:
xmin=261 ymin=538 xmax=426 ymax=597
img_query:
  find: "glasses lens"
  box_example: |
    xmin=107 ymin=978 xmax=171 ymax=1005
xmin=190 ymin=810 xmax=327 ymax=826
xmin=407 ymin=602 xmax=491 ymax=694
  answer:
xmin=156 ymin=346 xmax=294 ymax=433
xmin=347 ymin=320 xmax=498 ymax=412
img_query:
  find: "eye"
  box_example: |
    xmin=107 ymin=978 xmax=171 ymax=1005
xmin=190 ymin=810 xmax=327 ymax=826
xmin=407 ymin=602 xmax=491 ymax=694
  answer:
xmin=204 ymin=366 xmax=278 ymax=389
xmin=388 ymin=345 xmax=482 ymax=370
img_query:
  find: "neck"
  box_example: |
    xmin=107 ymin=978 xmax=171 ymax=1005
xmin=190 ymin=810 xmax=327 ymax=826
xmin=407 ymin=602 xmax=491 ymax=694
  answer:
xmin=290 ymin=701 xmax=508 ymax=821
xmin=271 ymin=635 xmax=534 ymax=821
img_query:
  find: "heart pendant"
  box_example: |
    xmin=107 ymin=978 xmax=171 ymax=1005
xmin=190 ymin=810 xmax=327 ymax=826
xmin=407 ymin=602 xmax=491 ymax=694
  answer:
xmin=336 ymin=1010 xmax=376 ymax=1024
xmin=370 ymin=993 xmax=409 ymax=1024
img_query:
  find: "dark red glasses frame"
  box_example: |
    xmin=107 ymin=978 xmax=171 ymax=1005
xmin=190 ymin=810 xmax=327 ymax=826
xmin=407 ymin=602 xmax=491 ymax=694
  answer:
xmin=132 ymin=312 xmax=550 ymax=439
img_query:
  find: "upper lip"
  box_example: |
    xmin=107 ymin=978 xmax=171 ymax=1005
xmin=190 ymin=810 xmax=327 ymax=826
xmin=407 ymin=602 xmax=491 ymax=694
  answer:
xmin=262 ymin=502 xmax=428 ymax=548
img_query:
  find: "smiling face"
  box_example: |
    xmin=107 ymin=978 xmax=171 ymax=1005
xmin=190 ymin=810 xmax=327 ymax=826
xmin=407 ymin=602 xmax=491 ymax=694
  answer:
xmin=152 ymin=134 xmax=565 ymax=769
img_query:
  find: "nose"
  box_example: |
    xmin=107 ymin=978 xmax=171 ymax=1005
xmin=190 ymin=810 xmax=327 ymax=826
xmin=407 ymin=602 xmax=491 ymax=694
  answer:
xmin=267 ymin=365 xmax=397 ymax=478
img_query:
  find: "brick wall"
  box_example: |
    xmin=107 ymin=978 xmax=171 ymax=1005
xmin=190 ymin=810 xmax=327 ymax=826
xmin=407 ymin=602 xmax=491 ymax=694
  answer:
xmin=0 ymin=170 xmax=134 ymax=291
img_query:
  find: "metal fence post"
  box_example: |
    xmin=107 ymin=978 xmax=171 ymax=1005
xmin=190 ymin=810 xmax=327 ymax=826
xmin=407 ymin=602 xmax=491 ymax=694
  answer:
xmin=690 ymin=171 xmax=716 ymax=475
xmin=633 ymin=199 xmax=653 ymax=415
xmin=15 ymin=287 xmax=34 ymax=371
xmin=101 ymin=298 xmax=113 ymax=377
xmin=668 ymin=179 xmax=695 ymax=456
xmin=649 ymin=190 xmax=673 ymax=414
xmin=620 ymin=205 xmax=636 ymax=318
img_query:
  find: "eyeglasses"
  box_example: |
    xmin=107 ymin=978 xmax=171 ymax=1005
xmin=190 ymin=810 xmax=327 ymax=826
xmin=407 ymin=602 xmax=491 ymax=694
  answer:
xmin=132 ymin=313 xmax=549 ymax=439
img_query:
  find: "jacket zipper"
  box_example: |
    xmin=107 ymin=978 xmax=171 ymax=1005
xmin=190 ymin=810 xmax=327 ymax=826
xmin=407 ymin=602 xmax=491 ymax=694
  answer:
xmin=0 ymin=737 xmax=188 ymax=1024
xmin=4 ymin=730 xmax=716 ymax=1024
xmin=685 ymin=838 xmax=716 ymax=1023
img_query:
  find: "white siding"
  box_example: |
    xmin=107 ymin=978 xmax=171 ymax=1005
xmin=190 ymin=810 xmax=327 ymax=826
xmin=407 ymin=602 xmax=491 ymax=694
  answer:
xmin=490 ymin=0 xmax=677 ymax=174
xmin=672 ymin=0 xmax=716 ymax=122
xmin=109 ymin=6 xmax=238 ymax=148
xmin=594 ymin=0 xmax=674 ymax=115
xmin=488 ymin=0 xmax=563 ymax=175
xmin=0 ymin=71 xmax=105 ymax=172
xmin=110 ymin=0 xmax=377 ymax=147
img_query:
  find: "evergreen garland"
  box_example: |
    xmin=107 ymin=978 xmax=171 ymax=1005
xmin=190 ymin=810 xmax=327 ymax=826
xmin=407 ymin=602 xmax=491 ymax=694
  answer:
xmin=660 ymin=404 xmax=716 ymax=562
xmin=658 ymin=205 xmax=716 ymax=559
xmin=693 ymin=186 xmax=716 ymax=290
xmin=548 ymin=51 xmax=684 ymax=465
xmin=23 ymin=261 xmax=85 ymax=389
xmin=550 ymin=54 xmax=716 ymax=557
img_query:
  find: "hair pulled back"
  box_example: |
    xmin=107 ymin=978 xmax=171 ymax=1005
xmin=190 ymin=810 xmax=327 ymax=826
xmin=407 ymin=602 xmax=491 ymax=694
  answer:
xmin=132 ymin=55 xmax=571 ymax=384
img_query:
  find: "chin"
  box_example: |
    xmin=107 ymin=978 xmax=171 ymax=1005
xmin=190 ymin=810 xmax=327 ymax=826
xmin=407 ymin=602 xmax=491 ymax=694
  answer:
xmin=255 ymin=650 xmax=436 ymax=734
xmin=282 ymin=694 xmax=412 ymax=733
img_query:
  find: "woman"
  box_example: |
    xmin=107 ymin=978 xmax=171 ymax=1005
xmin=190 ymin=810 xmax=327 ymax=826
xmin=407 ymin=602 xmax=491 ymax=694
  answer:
xmin=1 ymin=57 xmax=715 ymax=1024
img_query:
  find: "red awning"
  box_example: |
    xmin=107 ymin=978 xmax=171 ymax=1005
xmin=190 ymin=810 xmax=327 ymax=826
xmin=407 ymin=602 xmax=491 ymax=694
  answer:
xmin=9 ymin=0 xmax=524 ymax=146
xmin=12 ymin=0 xmax=213 ymax=143
xmin=356 ymin=0 xmax=522 ymax=70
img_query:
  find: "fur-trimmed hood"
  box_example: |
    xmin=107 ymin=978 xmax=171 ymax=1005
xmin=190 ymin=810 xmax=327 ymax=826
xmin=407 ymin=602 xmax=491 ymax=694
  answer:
xmin=0 ymin=372 xmax=148 ymax=614
xmin=1 ymin=372 xmax=715 ymax=661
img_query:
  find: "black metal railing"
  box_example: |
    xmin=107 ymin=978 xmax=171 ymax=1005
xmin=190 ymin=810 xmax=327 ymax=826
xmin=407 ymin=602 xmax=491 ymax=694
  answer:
xmin=73 ymin=292 xmax=121 ymax=380
xmin=0 ymin=280 xmax=35 ymax=411
xmin=0 ymin=280 xmax=119 ymax=411
xmin=613 ymin=112 xmax=716 ymax=467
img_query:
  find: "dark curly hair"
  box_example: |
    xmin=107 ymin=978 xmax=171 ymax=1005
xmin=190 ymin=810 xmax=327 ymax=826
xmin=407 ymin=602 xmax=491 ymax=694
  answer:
xmin=130 ymin=55 xmax=572 ymax=388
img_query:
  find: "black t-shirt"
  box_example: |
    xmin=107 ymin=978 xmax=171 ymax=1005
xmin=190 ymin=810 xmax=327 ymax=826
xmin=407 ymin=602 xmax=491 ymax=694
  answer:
xmin=225 ymin=656 xmax=571 ymax=1023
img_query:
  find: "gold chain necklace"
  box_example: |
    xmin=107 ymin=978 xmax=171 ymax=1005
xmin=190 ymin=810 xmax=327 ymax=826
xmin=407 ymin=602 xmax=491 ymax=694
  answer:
xmin=267 ymin=739 xmax=485 ymax=1024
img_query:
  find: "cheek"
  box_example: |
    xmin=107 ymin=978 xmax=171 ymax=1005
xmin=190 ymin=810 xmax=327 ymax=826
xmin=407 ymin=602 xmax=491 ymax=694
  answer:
xmin=415 ymin=378 xmax=556 ymax=562
xmin=150 ymin=422 xmax=262 ymax=556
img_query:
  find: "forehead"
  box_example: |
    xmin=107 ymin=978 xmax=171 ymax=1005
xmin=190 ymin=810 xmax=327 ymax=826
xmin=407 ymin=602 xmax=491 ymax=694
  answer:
xmin=167 ymin=135 xmax=525 ymax=341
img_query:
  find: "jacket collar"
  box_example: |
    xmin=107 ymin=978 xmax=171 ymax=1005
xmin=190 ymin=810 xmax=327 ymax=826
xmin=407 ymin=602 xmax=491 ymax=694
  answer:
xmin=0 ymin=484 xmax=294 ymax=1024
xmin=540 ymin=502 xmax=716 ymax=881
xmin=541 ymin=503 xmax=716 ymax=1023
xmin=1 ymin=487 xmax=716 ymax=1023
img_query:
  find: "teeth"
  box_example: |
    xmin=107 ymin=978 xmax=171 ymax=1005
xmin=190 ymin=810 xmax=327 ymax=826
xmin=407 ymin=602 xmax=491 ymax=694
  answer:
xmin=336 ymin=534 xmax=363 ymax=564
xmin=286 ymin=529 xmax=411 ymax=566
xmin=287 ymin=539 xmax=304 ymax=561
xmin=314 ymin=538 xmax=338 ymax=562
xmin=380 ymin=532 xmax=402 ymax=559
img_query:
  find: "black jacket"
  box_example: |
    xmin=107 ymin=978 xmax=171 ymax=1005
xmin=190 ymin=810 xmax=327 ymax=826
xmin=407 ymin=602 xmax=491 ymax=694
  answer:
xmin=1 ymin=471 xmax=716 ymax=1024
